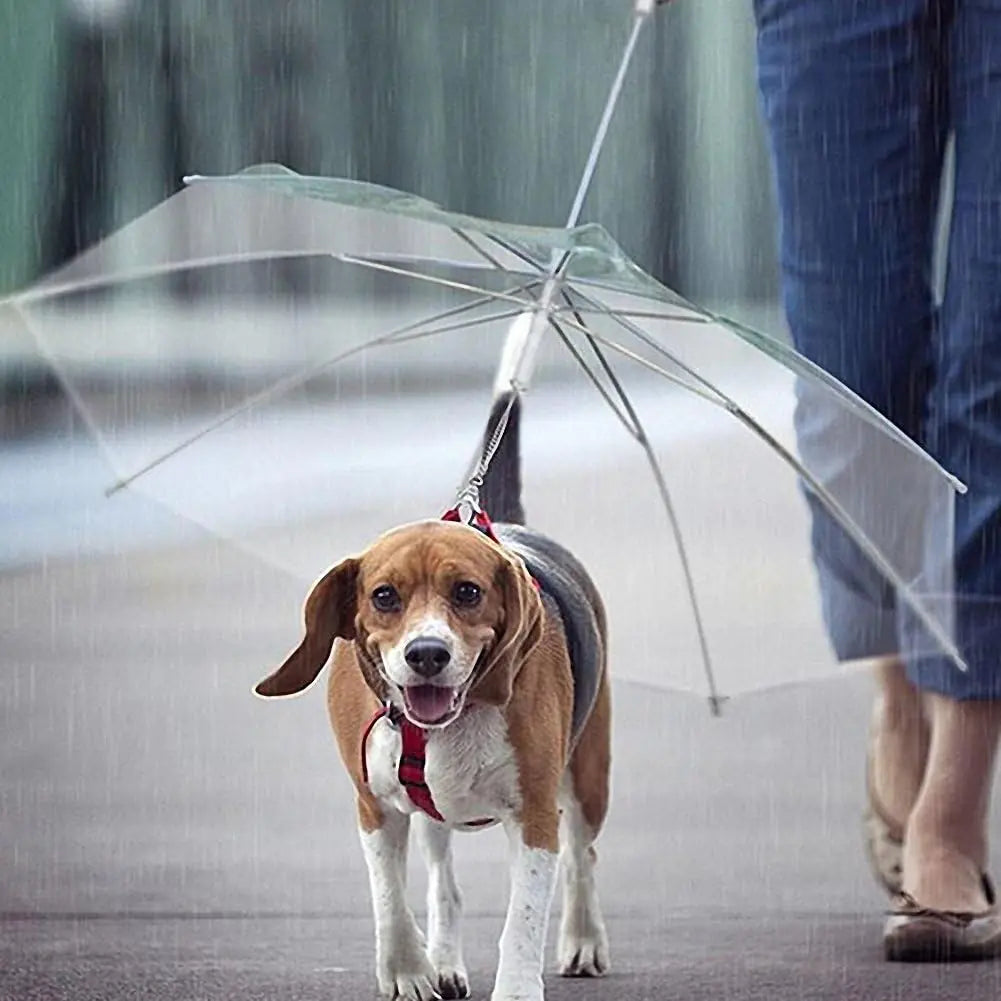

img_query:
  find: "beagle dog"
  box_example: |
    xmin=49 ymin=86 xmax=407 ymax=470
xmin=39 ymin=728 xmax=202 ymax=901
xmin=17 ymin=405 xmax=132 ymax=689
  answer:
xmin=256 ymin=390 xmax=611 ymax=1001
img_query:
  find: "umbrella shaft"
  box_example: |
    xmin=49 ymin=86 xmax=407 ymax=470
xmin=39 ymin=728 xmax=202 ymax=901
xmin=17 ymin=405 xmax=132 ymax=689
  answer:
xmin=564 ymin=11 xmax=648 ymax=230
xmin=495 ymin=8 xmax=653 ymax=398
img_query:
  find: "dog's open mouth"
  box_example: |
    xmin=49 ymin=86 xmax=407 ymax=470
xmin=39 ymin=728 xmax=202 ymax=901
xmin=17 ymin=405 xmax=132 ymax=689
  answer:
xmin=403 ymin=684 xmax=460 ymax=726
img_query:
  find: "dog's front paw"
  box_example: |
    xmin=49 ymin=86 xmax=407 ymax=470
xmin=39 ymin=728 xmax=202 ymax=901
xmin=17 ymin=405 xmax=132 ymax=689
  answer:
xmin=377 ymin=951 xmax=441 ymax=1001
xmin=558 ymin=923 xmax=609 ymax=978
xmin=433 ymin=962 xmax=469 ymax=1000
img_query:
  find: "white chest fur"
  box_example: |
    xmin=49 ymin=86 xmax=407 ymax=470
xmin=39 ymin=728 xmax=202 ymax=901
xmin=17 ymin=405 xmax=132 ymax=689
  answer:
xmin=364 ymin=704 xmax=521 ymax=828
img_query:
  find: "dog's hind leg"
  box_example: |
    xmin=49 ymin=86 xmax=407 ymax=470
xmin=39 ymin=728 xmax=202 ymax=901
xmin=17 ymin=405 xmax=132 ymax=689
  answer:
xmin=415 ymin=815 xmax=470 ymax=1000
xmin=358 ymin=807 xmax=439 ymax=1001
xmin=557 ymin=675 xmax=611 ymax=978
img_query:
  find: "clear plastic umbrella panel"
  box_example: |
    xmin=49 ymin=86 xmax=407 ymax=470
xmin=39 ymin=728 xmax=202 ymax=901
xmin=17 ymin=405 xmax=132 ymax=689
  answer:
xmin=1 ymin=165 xmax=966 ymax=709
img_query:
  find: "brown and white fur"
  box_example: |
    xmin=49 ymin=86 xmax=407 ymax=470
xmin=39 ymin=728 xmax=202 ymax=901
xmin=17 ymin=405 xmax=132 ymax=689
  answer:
xmin=255 ymin=390 xmax=611 ymax=1001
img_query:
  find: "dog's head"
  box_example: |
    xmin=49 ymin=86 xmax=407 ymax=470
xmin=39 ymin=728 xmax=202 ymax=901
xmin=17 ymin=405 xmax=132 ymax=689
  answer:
xmin=255 ymin=521 xmax=544 ymax=727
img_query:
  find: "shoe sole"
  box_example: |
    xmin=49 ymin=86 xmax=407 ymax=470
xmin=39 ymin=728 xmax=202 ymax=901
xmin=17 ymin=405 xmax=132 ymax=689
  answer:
xmin=884 ymin=914 xmax=1001 ymax=962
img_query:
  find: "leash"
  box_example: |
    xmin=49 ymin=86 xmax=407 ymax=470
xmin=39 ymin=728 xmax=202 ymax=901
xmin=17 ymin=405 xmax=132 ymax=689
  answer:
xmin=450 ymin=390 xmax=519 ymax=524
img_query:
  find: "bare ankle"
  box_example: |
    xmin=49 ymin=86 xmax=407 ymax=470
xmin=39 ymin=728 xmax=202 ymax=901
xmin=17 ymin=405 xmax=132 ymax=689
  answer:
xmin=903 ymin=830 xmax=989 ymax=912
xmin=900 ymin=694 xmax=1001 ymax=911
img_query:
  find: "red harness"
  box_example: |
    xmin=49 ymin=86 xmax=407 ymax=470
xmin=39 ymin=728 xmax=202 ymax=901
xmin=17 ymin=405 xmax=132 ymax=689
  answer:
xmin=360 ymin=703 xmax=494 ymax=827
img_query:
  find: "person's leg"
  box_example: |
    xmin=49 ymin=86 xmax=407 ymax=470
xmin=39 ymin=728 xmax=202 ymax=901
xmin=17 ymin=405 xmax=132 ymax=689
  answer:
xmin=904 ymin=695 xmax=1001 ymax=910
xmin=899 ymin=0 xmax=1001 ymax=914
xmin=871 ymin=657 xmax=930 ymax=839
xmin=754 ymin=0 xmax=947 ymax=835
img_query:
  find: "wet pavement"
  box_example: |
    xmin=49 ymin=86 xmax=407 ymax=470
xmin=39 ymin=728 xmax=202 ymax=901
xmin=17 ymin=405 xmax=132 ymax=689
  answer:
xmin=3 ymin=402 xmax=1001 ymax=1000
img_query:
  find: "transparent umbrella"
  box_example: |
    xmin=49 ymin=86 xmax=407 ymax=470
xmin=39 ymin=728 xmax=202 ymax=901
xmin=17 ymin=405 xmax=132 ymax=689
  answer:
xmin=0 ymin=0 xmax=966 ymax=710
xmin=1 ymin=160 xmax=966 ymax=708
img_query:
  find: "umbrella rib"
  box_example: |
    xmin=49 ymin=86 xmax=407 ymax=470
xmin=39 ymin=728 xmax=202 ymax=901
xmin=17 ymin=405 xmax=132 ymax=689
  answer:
xmin=562 ymin=301 xmax=970 ymax=675
xmin=562 ymin=292 xmax=650 ymax=422
xmin=5 ymin=300 xmax=127 ymax=482
xmin=711 ymin=313 xmax=964 ymax=494
xmin=483 ymin=232 xmax=548 ymax=273
xmin=546 ymin=317 xmax=639 ymax=438
xmin=337 ymin=254 xmax=543 ymax=311
xmin=555 ymin=272 xmax=693 ymax=306
xmin=482 ymin=233 xmax=702 ymax=317
xmin=556 ymin=305 xmax=709 ymax=326
xmin=581 ymin=274 xmax=965 ymax=493
xmin=103 ymin=300 xmax=529 ymax=496
xmin=554 ymin=294 xmax=641 ymax=437
xmin=558 ymin=320 xmax=726 ymax=405
xmin=480 ymin=230 xmax=573 ymax=288
xmin=449 ymin=228 xmax=514 ymax=274
xmin=551 ymin=299 xmax=725 ymax=716
xmin=722 ymin=406 xmax=968 ymax=673
xmin=560 ymin=287 xmax=745 ymax=404
xmin=7 ymin=245 xmax=533 ymax=316
xmin=7 ymin=249 xmax=343 ymax=306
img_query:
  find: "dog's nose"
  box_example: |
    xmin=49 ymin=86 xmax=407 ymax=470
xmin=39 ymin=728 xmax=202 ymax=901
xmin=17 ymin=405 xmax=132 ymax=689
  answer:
xmin=404 ymin=637 xmax=452 ymax=677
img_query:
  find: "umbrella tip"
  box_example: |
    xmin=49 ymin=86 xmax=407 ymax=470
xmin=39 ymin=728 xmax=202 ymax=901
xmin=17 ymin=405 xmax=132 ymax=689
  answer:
xmin=104 ymin=480 xmax=126 ymax=499
xmin=708 ymin=694 xmax=728 ymax=717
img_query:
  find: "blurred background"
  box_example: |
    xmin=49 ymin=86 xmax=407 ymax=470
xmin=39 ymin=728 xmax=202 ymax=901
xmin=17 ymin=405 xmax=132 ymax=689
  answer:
xmin=8 ymin=9 xmax=1001 ymax=1000
xmin=0 ymin=0 xmax=776 ymax=295
xmin=0 ymin=0 xmax=780 ymax=437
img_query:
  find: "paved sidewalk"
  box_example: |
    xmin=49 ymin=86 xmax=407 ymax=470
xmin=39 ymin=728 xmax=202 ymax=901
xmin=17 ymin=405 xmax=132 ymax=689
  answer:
xmin=3 ymin=453 xmax=1000 ymax=999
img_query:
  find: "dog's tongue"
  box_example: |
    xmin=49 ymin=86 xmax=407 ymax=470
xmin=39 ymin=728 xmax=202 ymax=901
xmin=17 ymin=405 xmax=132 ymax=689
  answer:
xmin=404 ymin=685 xmax=456 ymax=724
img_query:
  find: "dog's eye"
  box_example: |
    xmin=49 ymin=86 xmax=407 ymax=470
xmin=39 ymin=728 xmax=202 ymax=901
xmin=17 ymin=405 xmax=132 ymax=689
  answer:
xmin=452 ymin=581 xmax=482 ymax=608
xmin=371 ymin=585 xmax=402 ymax=613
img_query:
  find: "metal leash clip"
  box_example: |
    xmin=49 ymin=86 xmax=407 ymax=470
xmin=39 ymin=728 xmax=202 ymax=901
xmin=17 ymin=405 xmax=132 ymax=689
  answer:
xmin=453 ymin=491 xmax=482 ymax=527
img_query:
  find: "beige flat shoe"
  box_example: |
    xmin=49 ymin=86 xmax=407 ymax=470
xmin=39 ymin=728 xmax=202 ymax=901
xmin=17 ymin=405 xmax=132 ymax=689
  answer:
xmin=884 ymin=875 xmax=1001 ymax=962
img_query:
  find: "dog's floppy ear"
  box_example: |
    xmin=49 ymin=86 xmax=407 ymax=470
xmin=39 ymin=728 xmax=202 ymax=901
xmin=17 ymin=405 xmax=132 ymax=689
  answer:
xmin=255 ymin=557 xmax=360 ymax=697
xmin=471 ymin=552 xmax=545 ymax=707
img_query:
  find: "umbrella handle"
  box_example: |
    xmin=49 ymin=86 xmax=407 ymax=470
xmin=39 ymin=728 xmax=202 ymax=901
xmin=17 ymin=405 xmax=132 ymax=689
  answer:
xmin=492 ymin=279 xmax=560 ymax=396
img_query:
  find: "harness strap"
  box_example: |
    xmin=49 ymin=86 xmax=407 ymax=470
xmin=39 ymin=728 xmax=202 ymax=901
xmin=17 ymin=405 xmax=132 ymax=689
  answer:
xmin=361 ymin=704 xmax=492 ymax=827
xmin=397 ymin=712 xmax=446 ymax=822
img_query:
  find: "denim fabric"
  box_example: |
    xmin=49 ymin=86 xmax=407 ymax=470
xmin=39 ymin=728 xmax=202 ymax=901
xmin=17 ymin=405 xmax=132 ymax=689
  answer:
xmin=755 ymin=0 xmax=1001 ymax=697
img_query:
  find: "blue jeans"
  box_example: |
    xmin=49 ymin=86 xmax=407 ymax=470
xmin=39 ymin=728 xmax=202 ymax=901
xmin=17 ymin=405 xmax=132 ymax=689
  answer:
xmin=755 ymin=0 xmax=1001 ymax=698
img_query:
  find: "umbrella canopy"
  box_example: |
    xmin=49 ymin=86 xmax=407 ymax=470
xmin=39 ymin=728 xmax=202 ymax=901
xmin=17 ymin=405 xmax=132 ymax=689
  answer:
xmin=2 ymin=166 xmax=965 ymax=703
